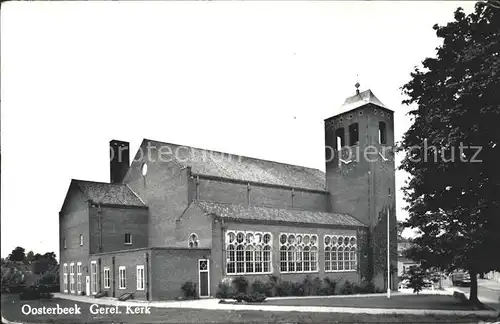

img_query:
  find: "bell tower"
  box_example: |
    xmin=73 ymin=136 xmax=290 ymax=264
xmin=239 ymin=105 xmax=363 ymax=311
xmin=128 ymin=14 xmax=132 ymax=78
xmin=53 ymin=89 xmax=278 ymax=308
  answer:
xmin=324 ymin=84 xmax=397 ymax=290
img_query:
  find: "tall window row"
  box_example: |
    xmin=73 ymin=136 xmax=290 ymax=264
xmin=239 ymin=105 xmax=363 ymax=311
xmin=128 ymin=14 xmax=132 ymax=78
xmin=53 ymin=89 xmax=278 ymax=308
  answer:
xmin=226 ymin=231 xmax=272 ymax=275
xmin=324 ymin=235 xmax=357 ymax=272
xmin=224 ymin=231 xmax=358 ymax=275
xmin=280 ymin=233 xmax=319 ymax=273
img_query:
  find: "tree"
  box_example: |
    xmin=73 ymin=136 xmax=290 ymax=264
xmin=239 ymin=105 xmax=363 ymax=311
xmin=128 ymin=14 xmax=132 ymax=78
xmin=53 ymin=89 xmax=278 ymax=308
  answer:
xmin=32 ymin=252 xmax=58 ymax=275
xmin=399 ymin=1 xmax=500 ymax=305
xmin=8 ymin=247 xmax=26 ymax=262
xmin=26 ymin=251 xmax=35 ymax=264
xmin=402 ymin=265 xmax=429 ymax=295
xmin=397 ymin=221 xmax=405 ymax=240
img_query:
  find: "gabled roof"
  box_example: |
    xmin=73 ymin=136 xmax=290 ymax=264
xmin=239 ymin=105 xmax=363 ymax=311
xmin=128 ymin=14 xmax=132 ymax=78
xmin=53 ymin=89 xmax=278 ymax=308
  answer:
xmin=195 ymin=200 xmax=366 ymax=227
xmin=72 ymin=179 xmax=145 ymax=207
xmin=143 ymin=140 xmax=327 ymax=191
xmin=334 ymin=89 xmax=391 ymax=116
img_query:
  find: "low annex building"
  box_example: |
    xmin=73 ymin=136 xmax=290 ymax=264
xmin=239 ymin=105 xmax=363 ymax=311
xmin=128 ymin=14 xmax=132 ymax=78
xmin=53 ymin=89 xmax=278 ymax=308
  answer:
xmin=59 ymin=88 xmax=398 ymax=300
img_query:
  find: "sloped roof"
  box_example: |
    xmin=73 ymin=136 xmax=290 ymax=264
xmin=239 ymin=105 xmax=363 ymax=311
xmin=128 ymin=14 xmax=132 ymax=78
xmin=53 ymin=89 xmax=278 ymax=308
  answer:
xmin=195 ymin=201 xmax=366 ymax=227
xmin=335 ymin=89 xmax=391 ymax=116
xmin=72 ymin=180 xmax=145 ymax=207
xmin=143 ymin=140 xmax=327 ymax=191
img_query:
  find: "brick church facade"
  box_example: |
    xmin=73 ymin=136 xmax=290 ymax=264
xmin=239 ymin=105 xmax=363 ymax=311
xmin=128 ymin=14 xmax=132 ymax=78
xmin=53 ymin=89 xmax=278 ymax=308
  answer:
xmin=59 ymin=88 xmax=397 ymax=300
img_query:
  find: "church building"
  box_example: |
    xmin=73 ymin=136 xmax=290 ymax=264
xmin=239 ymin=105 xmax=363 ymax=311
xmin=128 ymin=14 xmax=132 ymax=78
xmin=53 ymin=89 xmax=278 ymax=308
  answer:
xmin=59 ymin=87 xmax=397 ymax=300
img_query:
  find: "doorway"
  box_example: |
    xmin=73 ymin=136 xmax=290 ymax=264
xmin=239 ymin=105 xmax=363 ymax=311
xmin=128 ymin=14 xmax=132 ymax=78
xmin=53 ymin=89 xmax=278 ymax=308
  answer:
xmin=198 ymin=259 xmax=210 ymax=298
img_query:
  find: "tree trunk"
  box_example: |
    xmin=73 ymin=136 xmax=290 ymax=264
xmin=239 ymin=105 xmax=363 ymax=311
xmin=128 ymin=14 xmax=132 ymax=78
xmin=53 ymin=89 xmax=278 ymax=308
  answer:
xmin=469 ymin=269 xmax=480 ymax=305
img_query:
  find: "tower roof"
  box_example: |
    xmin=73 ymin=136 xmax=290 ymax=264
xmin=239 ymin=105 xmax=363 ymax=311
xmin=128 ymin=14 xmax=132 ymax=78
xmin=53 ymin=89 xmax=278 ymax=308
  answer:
xmin=335 ymin=89 xmax=391 ymax=116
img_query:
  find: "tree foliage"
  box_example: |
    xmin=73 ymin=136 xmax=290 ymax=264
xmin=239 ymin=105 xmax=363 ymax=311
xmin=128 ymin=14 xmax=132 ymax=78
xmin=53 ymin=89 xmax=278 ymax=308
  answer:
xmin=8 ymin=247 xmax=26 ymax=262
xmin=399 ymin=1 xmax=500 ymax=304
xmin=402 ymin=265 xmax=429 ymax=295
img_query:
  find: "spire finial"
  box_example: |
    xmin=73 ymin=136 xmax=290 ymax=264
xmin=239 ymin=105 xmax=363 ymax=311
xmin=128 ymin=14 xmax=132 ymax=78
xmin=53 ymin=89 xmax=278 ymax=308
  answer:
xmin=355 ymin=74 xmax=360 ymax=94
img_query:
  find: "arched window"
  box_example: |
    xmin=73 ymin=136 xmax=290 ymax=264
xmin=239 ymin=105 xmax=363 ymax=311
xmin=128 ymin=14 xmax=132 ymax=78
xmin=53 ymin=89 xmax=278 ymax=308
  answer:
xmin=188 ymin=233 xmax=199 ymax=248
xmin=225 ymin=230 xmax=273 ymax=275
xmin=325 ymin=247 xmax=331 ymax=271
xmin=279 ymin=233 xmax=319 ymax=273
xmin=324 ymin=235 xmax=357 ymax=272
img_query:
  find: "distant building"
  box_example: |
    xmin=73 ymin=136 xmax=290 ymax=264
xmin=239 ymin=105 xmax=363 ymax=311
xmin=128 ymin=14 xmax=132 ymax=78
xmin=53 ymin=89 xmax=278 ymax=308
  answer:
xmin=397 ymin=240 xmax=419 ymax=277
xmin=486 ymin=271 xmax=500 ymax=283
xmin=59 ymin=88 xmax=398 ymax=300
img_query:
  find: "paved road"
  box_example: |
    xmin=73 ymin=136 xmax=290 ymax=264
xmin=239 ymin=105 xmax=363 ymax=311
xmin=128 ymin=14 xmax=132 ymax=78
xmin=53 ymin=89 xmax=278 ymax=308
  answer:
xmin=451 ymin=279 xmax=500 ymax=310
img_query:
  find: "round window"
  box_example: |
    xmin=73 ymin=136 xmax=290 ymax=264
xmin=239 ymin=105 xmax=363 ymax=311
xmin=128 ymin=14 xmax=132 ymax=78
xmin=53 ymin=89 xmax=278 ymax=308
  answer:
xmin=141 ymin=163 xmax=148 ymax=176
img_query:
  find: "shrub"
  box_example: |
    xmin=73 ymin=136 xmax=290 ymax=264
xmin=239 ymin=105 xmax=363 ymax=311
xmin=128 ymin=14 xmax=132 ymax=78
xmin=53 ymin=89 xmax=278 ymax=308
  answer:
xmin=339 ymin=280 xmax=356 ymax=295
xmin=251 ymin=280 xmax=268 ymax=295
xmin=403 ymin=266 xmax=429 ymax=295
xmin=244 ymin=292 xmax=266 ymax=303
xmin=20 ymin=288 xmax=53 ymax=300
xmin=322 ymin=277 xmax=338 ymax=295
xmin=291 ymin=282 xmax=305 ymax=296
xmin=232 ymin=276 xmax=249 ymax=294
xmin=181 ymin=281 xmax=197 ymax=299
xmin=276 ymin=280 xmax=293 ymax=296
xmin=233 ymin=292 xmax=246 ymax=303
xmin=355 ymin=281 xmax=375 ymax=294
xmin=215 ymin=282 xmax=234 ymax=299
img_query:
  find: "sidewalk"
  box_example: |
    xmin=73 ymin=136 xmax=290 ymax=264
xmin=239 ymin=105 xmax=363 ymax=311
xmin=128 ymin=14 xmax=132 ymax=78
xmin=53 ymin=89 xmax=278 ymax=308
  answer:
xmin=480 ymin=279 xmax=500 ymax=291
xmin=54 ymin=291 xmax=500 ymax=317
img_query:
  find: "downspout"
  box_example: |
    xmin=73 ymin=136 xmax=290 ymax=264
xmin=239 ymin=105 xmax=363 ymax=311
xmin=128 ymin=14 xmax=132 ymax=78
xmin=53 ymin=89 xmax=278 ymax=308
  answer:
xmin=196 ymin=176 xmax=200 ymax=200
xmin=97 ymin=205 xmax=103 ymax=253
xmin=145 ymin=252 xmax=150 ymax=301
xmin=98 ymin=258 xmax=101 ymax=294
xmin=112 ymin=256 xmax=116 ymax=297
xmin=220 ymin=218 xmax=226 ymax=283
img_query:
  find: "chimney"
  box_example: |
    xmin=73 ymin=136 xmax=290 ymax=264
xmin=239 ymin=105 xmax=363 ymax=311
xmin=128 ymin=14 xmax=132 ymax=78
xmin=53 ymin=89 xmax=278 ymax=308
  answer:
xmin=110 ymin=140 xmax=130 ymax=184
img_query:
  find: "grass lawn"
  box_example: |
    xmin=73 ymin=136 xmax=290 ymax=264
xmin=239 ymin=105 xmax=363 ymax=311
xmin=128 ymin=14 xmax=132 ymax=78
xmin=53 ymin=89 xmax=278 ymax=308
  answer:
xmin=1 ymin=293 xmax=497 ymax=324
xmin=263 ymin=294 xmax=484 ymax=310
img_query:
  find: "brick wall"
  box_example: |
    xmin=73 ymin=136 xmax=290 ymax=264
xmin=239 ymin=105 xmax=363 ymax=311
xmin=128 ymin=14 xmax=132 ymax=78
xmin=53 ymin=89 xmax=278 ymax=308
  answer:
xmin=90 ymin=249 xmax=151 ymax=300
xmin=59 ymin=185 xmax=90 ymax=293
xmin=211 ymin=220 xmax=361 ymax=295
xmin=175 ymin=203 xmax=213 ymax=248
xmin=194 ymin=176 xmax=329 ymax=212
xmin=150 ymin=248 xmax=211 ymax=300
xmin=124 ymin=140 xmax=190 ymax=247
xmin=324 ymin=104 xmax=398 ymax=291
xmin=89 ymin=205 xmax=148 ymax=254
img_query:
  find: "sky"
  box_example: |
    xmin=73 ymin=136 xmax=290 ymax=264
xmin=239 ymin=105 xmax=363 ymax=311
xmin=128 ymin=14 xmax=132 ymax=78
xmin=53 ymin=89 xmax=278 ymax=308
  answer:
xmin=1 ymin=1 xmax=477 ymax=258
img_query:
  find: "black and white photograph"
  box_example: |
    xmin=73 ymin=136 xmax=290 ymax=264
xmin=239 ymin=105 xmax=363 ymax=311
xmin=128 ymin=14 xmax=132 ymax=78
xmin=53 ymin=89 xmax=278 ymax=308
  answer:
xmin=1 ymin=1 xmax=499 ymax=323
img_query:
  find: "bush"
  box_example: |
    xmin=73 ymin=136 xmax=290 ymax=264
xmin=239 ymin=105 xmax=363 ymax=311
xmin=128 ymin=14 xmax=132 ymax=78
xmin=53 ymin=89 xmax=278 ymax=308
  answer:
xmin=276 ymin=280 xmax=293 ymax=296
xmin=215 ymin=282 xmax=234 ymax=299
xmin=355 ymin=281 xmax=375 ymax=294
xmin=322 ymin=277 xmax=338 ymax=295
xmin=20 ymin=288 xmax=53 ymax=300
xmin=232 ymin=292 xmax=266 ymax=303
xmin=232 ymin=276 xmax=248 ymax=294
xmin=291 ymin=282 xmax=305 ymax=296
xmin=233 ymin=292 xmax=246 ymax=303
xmin=244 ymin=292 xmax=266 ymax=303
xmin=251 ymin=280 xmax=268 ymax=295
xmin=403 ymin=266 xmax=429 ymax=295
xmin=181 ymin=281 xmax=197 ymax=299
xmin=339 ymin=280 xmax=356 ymax=295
